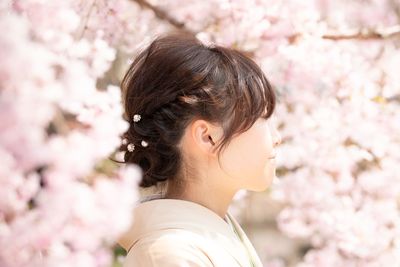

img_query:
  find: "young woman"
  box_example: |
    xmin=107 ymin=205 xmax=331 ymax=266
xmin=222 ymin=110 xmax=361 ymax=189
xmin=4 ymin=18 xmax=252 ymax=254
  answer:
xmin=117 ymin=31 xmax=281 ymax=267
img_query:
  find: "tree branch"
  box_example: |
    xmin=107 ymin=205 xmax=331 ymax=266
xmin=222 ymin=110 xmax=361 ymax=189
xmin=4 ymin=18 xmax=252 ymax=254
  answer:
xmin=322 ymin=25 xmax=400 ymax=40
xmin=131 ymin=0 xmax=400 ymax=42
xmin=131 ymin=0 xmax=195 ymax=35
xmin=75 ymin=0 xmax=97 ymax=41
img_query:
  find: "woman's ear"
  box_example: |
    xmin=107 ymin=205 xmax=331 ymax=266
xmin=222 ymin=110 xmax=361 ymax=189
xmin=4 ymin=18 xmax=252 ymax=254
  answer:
xmin=191 ymin=119 xmax=223 ymax=156
xmin=208 ymin=135 xmax=216 ymax=146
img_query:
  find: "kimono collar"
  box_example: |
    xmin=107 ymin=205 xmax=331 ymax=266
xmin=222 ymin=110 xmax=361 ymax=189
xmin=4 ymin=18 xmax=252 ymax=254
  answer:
xmin=119 ymin=194 xmax=237 ymax=252
xmin=118 ymin=193 xmax=266 ymax=267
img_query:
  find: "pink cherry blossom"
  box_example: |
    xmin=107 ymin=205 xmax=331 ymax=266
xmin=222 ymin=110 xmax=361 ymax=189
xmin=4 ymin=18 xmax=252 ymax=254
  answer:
xmin=2 ymin=0 xmax=399 ymax=266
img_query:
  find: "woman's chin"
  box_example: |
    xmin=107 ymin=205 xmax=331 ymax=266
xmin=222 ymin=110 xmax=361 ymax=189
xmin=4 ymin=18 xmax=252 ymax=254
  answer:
xmin=248 ymin=174 xmax=275 ymax=192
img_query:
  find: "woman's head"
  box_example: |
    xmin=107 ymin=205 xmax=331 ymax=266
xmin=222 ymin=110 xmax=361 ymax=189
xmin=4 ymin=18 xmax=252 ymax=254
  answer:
xmin=118 ymin=31 xmax=280 ymax=191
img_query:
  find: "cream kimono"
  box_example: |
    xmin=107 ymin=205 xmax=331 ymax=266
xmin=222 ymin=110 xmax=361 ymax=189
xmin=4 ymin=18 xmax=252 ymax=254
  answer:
xmin=118 ymin=194 xmax=263 ymax=267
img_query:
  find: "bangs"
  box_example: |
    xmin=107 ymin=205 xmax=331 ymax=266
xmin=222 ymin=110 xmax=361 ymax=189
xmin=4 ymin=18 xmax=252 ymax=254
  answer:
xmin=210 ymin=47 xmax=276 ymax=137
xmin=241 ymin=63 xmax=276 ymax=120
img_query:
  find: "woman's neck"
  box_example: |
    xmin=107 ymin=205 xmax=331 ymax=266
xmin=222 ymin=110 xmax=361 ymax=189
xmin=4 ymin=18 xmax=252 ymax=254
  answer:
xmin=163 ymin=179 xmax=237 ymax=219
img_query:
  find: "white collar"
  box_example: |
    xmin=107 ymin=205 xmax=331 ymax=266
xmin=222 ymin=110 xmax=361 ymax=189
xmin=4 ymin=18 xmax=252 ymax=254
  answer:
xmin=118 ymin=194 xmax=262 ymax=266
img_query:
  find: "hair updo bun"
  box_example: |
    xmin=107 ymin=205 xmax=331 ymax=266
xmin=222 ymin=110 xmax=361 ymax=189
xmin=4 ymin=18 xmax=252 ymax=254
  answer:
xmin=115 ymin=30 xmax=276 ymax=188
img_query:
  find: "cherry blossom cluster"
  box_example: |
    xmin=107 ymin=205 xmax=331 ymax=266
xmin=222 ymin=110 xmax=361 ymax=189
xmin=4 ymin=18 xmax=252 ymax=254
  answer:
xmin=2 ymin=0 xmax=399 ymax=266
xmin=0 ymin=1 xmax=148 ymax=266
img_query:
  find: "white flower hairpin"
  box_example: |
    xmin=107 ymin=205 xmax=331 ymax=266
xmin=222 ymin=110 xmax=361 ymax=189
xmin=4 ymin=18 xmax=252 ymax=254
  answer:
xmin=124 ymin=113 xmax=149 ymax=152
xmin=141 ymin=140 xmax=148 ymax=147
xmin=127 ymin=143 xmax=135 ymax=152
xmin=133 ymin=114 xmax=141 ymax=122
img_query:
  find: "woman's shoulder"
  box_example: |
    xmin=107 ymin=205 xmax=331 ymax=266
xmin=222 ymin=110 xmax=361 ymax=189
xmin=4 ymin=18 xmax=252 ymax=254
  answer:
xmin=123 ymin=229 xmax=214 ymax=267
xmin=137 ymin=227 xmax=211 ymax=246
xmin=120 ymin=195 xmax=254 ymax=266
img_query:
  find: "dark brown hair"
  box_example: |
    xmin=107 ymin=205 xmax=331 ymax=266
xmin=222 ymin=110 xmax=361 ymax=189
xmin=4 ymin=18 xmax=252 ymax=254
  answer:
xmin=116 ymin=31 xmax=276 ymax=188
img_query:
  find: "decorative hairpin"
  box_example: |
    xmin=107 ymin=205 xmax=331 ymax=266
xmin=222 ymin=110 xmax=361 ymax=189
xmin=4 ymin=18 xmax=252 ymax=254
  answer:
xmin=133 ymin=114 xmax=141 ymax=122
xmin=127 ymin=143 xmax=135 ymax=152
xmin=124 ymin=113 xmax=149 ymax=152
xmin=141 ymin=140 xmax=148 ymax=147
